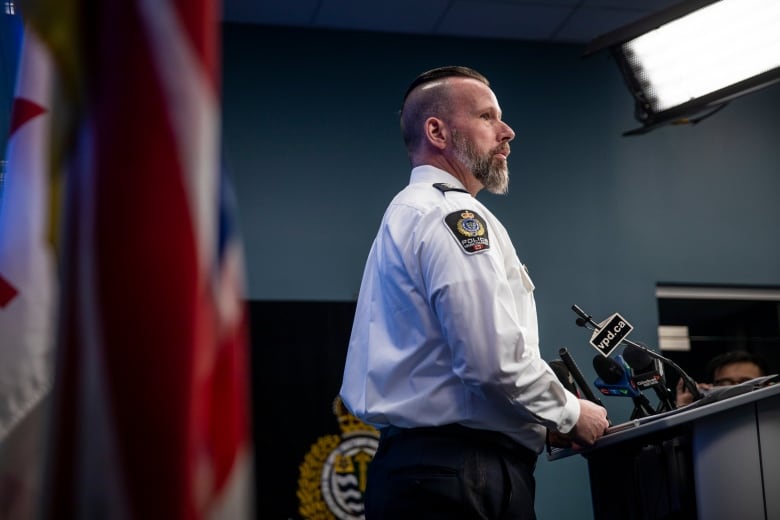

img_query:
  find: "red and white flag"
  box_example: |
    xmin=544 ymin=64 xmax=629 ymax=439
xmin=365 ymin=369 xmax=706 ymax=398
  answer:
xmin=37 ymin=0 xmax=254 ymax=517
xmin=0 ymin=23 xmax=55 ymax=445
xmin=0 ymin=26 xmax=57 ymax=520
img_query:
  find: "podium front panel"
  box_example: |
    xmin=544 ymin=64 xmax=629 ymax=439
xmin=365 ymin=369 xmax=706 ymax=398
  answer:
xmin=692 ymin=403 xmax=764 ymax=520
xmin=758 ymin=393 xmax=780 ymax=520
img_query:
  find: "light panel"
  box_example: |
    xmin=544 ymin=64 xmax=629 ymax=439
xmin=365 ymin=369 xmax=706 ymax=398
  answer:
xmin=585 ymin=0 xmax=780 ymax=135
xmin=624 ymin=0 xmax=780 ymax=113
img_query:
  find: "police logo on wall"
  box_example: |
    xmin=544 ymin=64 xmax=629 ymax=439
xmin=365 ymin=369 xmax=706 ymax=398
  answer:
xmin=298 ymin=397 xmax=379 ymax=520
xmin=445 ymin=209 xmax=491 ymax=253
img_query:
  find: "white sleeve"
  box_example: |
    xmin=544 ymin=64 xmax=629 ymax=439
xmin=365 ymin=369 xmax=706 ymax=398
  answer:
xmin=417 ymin=205 xmax=580 ymax=432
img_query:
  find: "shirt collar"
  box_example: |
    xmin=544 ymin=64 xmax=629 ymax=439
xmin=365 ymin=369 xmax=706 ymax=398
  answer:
xmin=409 ymin=165 xmax=468 ymax=192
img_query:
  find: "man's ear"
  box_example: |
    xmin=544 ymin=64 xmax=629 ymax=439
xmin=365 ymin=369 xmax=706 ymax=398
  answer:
xmin=424 ymin=117 xmax=448 ymax=150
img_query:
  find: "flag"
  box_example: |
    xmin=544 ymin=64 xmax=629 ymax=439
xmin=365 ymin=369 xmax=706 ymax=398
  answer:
xmin=0 ymin=25 xmax=57 ymax=520
xmin=31 ymin=0 xmax=255 ymax=517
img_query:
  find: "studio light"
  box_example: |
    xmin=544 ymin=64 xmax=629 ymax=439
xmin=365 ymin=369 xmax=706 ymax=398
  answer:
xmin=585 ymin=0 xmax=780 ymax=136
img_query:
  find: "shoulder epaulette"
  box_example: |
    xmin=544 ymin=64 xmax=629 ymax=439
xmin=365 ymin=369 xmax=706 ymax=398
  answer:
xmin=433 ymin=182 xmax=468 ymax=194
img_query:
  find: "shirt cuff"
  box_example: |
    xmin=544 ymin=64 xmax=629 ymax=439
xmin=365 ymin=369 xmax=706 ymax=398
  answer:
xmin=555 ymin=390 xmax=581 ymax=434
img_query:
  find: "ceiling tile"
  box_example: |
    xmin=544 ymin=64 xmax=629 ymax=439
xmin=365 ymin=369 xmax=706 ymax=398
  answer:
xmin=437 ymin=2 xmax=574 ymax=41
xmin=501 ymin=0 xmax=582 ymax=5
xmin=315 ymin=0 xmax=451 ymax=33
xmin=555 ymin=6 xmax=659 ymax=44
xmin=582 ymin=0 xmax=680 ymax=8
xmin=222 ymin=0 xmax=321 ymax=25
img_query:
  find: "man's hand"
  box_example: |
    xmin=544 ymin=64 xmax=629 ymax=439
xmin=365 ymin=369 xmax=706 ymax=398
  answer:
xmin=569 ymin=399 xmax=609 ymax=447
xmin=675 ymin=378 xmax=710 ymax=407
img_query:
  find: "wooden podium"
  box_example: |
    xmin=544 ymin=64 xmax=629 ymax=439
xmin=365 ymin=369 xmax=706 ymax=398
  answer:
xmin=550 ymin=382 xmax=780 ymax=520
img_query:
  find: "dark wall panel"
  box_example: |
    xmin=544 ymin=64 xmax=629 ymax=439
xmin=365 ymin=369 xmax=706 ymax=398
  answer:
xmin=251 ymin=300 xmax=356 ymax=518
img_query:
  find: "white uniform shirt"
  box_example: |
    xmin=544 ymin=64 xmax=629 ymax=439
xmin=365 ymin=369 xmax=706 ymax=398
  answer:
xmin=340 ymin=165 xmax=580 ymax=452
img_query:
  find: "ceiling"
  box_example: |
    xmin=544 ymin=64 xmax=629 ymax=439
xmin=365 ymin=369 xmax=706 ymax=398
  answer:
xmin=221 ymin=0 xmax=682 ymax=45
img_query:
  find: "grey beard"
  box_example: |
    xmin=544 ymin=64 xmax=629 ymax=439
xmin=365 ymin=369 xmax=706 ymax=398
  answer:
xmin=453 ymin=132 xmax=509 ymax=195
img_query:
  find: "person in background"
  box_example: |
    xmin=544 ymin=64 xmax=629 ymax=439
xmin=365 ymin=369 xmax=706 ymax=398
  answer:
xmin=339 ymin=65 xmax=608 ymax=520
xmin=676 ymin=350 xmax=769 ymax=407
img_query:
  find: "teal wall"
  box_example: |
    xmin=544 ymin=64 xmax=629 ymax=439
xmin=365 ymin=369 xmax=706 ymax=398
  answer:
xmin=223 ymin=24 xmax=780 ymax=519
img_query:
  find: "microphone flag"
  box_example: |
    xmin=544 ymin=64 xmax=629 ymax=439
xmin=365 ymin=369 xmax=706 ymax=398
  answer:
xmin=589 ymin=313 xmax=633 ymax=357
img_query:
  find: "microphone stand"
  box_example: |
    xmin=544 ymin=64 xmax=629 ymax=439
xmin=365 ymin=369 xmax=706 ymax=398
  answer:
xmin=630 ymin=394 xmax=655 ymax=420
xmin=571 ymin=304 xmax=703 ymax=403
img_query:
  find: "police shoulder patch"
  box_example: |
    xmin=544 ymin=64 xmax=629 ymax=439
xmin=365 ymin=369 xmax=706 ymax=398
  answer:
xmin=444 ymin=209 xmax=491 ymax=254
xmin=433 ymin=182 xmax=469 ymax=194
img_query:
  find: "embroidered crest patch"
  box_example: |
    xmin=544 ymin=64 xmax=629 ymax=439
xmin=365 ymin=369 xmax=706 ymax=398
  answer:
xmin=444 ymin=209 xmax=490 ymax=254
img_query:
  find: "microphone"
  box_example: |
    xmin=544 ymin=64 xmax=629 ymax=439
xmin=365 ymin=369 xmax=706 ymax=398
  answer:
xmin=549 ymin=359 xmax=579 ymax=397
xmin=593 ymin=354 xmax=655 ymax=419
xmin=620 ymin=341 xmax=703 ymax=403
xmin=572 ymin=304 xmax=599 ymax=329
xmin=545 ymin=359 xmax=582 ymax=453
xmin=622 ymin=344 xmax=676 ymax=412
xmin=559 ymin=347 xmax=604 ymax=408
xmin=571 ymin=304 xmax=703 ymax=403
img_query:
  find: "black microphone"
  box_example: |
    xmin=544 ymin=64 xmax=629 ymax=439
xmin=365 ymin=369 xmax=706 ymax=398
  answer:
xmin=549 ymin=359 xmax=579 ymax=397
xmin=559 ymin=347 xmax=604 ymax=408
xmin=593 ymin=355 xmax=655 ymax=419
xmin=621 ymin=342 xmax=703 ymax=403
xmin=622 ymin=344 xmax=676 ymax=412
xmin=545 ymin=359 xmax=583 ymax=453
xmin=572 ymin=304 xmax=599 ymax=329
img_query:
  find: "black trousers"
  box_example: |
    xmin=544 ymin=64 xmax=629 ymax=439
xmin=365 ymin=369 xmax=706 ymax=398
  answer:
xmin=364 ymin=424 xmax=538 ymax=520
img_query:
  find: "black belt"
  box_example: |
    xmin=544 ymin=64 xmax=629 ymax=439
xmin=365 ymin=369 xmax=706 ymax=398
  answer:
xmin=380 ymin=423 xmax=538 ymax=468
